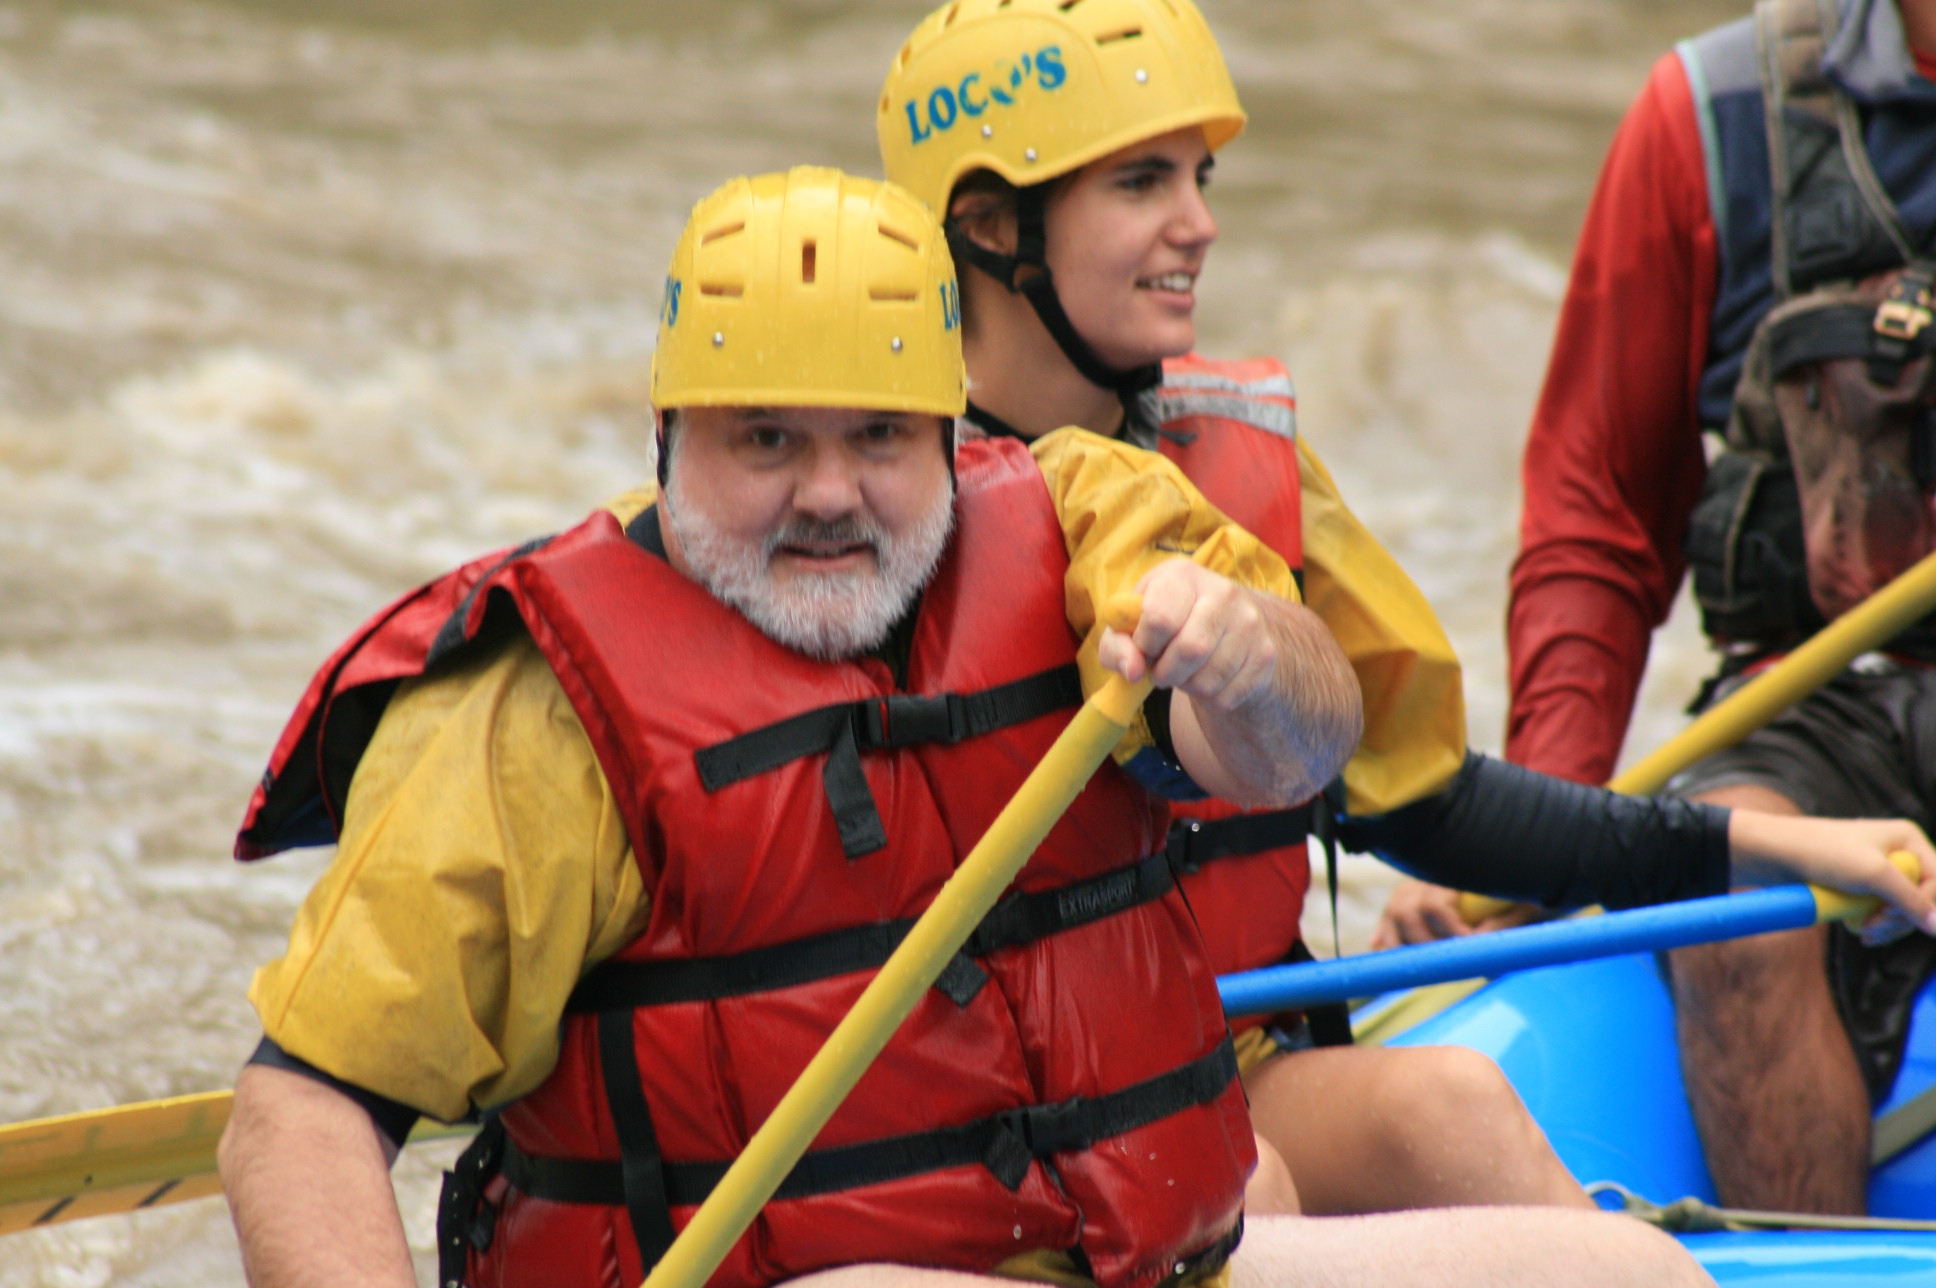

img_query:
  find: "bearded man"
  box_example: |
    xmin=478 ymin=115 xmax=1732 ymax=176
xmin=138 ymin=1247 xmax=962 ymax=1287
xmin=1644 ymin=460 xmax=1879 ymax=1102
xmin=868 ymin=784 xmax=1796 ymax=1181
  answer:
xmin=216 ymin=168 xmax=1706 ymax=1288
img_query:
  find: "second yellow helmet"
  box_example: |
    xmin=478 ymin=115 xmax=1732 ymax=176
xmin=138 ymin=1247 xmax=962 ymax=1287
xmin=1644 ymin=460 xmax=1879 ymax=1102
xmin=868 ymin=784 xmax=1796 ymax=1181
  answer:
xmin=878 ymin=0 xmax=1247 ymax=216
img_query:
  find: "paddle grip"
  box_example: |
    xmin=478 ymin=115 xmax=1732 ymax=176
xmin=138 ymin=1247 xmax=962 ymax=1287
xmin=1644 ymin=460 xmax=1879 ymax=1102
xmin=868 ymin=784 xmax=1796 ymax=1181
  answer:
xmin=1813 ymin=849 xmax=1924 ymax=923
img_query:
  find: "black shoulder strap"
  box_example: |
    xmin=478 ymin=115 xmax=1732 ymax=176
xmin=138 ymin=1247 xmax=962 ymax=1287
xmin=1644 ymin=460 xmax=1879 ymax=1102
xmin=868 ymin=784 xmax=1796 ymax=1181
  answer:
xmin=624 ymin=503 xmax=668 ymax=560
xmin=693 ymin=663 xmax=1083 ymax=859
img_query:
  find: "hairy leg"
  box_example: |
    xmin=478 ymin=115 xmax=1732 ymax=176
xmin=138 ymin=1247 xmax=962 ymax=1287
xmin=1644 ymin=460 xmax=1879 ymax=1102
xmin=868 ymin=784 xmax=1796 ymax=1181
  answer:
xmin=1242 ymin=1044 xmax=1592 ymax=1213
xmin=1674 ymin=784 xmax=1869 ymax=1213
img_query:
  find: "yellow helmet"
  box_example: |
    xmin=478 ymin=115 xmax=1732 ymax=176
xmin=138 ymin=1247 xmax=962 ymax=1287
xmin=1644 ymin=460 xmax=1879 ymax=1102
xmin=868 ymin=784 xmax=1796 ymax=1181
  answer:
xmin=651 ymin=167 xmax=966 ymax=417
xmin=878 ymin=0 xmax=1246 ymax=216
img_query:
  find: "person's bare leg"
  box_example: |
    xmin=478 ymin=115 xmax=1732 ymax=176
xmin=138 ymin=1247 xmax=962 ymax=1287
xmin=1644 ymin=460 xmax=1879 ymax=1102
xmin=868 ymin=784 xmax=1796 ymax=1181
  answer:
xmin=1243 ymin=1044 xmax=1592 ymax=1213
xmin=1246 ymin=1130 xmax=1302 ymax=1215
xmin=789 ymin=1209 xmax=1710 ymax=1288
xmin=1674 ymin=784 xmax=1870 ymax=1214
xmin=1230 ymin=1209 xmax=1711 ymax=1288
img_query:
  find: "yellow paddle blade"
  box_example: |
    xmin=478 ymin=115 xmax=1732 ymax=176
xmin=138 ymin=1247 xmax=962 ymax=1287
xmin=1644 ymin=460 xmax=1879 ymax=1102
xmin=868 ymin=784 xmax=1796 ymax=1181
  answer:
xmin=0 ymin=1090 xmax=468 ymax=1235
xmin=0 ymin=1091 xmax=232 ymax=1235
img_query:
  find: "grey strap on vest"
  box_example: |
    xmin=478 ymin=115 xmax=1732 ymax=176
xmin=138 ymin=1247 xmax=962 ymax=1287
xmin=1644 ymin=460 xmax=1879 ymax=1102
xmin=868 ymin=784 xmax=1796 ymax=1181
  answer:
xmin=1756 ymin=0 xmax=1919 ymax=301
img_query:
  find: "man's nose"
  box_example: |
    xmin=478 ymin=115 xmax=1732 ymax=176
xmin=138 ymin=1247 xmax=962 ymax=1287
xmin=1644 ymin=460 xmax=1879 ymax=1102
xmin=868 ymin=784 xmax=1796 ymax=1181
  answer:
xmin=792 ymin=443 xmax=865 ymax=519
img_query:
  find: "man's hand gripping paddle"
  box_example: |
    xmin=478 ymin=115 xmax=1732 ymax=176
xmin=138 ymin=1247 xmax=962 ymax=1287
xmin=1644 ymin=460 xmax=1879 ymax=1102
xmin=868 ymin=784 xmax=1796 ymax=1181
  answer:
xmin=636 ymin=594 xmax=1153 ymax=1288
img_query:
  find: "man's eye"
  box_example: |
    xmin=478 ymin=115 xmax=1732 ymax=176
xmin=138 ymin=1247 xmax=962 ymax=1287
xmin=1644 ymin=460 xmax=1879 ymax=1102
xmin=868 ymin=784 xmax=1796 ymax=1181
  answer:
xmin=863 ymin=421 xmax=901 ymax=441
xmin=749 ymin=428 xmax=789 ymax=450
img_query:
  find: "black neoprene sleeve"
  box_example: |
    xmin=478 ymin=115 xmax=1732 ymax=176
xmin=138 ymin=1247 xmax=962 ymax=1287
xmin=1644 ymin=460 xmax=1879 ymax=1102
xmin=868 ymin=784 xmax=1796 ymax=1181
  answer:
xmin=1337 ymin=751 xmax=1733 ymax=910
xmin=247 ymin=1035 xmax=424 ymax=1153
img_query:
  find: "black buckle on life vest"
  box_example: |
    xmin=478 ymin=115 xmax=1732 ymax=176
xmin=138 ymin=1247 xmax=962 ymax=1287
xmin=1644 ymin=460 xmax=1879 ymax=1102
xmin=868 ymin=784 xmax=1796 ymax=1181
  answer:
xmin=695 ymin=663 xmax=1083 ymax=860
xmin=503 ymin=1035 xmax=1240 ymax=1226
xmin=437 ymin=1116 xmax=506 ymax=1288
xmin=857 ymin=692 xmax=963 ymax=748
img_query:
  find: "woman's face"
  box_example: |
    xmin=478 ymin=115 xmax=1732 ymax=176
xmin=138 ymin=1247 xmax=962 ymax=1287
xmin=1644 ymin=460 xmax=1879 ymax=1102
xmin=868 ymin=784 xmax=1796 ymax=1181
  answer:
xmin=1042 ymin=126 xmax=1218 ymax=370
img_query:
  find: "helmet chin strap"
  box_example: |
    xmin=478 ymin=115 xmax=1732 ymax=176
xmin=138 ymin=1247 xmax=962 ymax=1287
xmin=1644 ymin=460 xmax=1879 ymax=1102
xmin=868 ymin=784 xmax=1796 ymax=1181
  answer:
xmin=945 ymin=184 xmax=1162 ymax=404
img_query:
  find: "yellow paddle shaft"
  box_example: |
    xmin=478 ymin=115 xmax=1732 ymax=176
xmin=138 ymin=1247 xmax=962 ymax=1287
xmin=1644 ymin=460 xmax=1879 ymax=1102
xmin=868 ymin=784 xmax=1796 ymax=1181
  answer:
xmin=1459 ymin=548 xmax=1936 ymax=926
xmin=639 ymin=596 xmax=1151 ymax=1288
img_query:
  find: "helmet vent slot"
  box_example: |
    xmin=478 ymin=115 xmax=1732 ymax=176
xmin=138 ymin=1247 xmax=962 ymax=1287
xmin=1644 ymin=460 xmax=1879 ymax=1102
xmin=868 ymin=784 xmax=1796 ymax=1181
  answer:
xmin=1096 ymin=27 xmax=1143 ymax=44
xmin=698 ymin=282 xmax=743 ymax=298
xmin=877 ymin=223 xmax=920 ymax=252
xmin=801 ymin=240 xmax=817 ymax=284
xmin=869 ymin=287 xmax=920 ymax=302
xmin=1058 ymin=0 xmax=1084 ymax=12
xmin=942 ymin=2 xmax=961 ymax=27
xmin=700 ymin=221 xmax=746 ymax=246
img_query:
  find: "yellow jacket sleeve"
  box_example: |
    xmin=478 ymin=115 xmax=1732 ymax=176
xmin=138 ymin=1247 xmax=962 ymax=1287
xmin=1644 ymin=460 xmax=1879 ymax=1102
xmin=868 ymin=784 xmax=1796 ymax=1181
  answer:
xmin=1029 ymin=428 xmax=1300 ymax=766
xmin=248 ymin=634 xmax=649 ymax=1121
xmin=1297 ymin=438 xmax=1468 ymax=815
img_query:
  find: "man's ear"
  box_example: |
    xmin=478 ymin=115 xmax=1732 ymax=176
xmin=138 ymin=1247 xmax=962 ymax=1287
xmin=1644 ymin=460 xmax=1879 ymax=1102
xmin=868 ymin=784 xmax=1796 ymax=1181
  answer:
xmin=948 ymin=191 xmax=1017 ymax=257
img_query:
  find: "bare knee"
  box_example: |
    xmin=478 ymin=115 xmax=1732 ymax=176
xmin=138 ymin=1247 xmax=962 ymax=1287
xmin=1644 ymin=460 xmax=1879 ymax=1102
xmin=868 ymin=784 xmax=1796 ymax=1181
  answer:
xmin=1375 ymin=1046 xmax=1527 ymax=1137
xmin=1245 ymin=1131 xmax=1301 ymax=1215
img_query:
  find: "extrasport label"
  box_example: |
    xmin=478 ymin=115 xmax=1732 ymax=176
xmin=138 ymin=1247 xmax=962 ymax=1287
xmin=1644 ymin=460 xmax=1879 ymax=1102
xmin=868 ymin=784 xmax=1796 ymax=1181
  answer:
xmin=903 ymin=44 xmax=1066 ymax=146
xmin=660 ymin=275 xmax=682 ymax=329
xmin=940 ymin=278 xmax=961 ymax=331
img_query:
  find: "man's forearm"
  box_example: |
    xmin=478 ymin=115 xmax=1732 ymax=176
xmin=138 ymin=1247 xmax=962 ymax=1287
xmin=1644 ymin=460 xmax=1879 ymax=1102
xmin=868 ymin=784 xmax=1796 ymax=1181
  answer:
xmin=1174 ymin=591 xmax=1362 ymax=807
xmin=220 ymin=1064 xmax=416 ymax=1288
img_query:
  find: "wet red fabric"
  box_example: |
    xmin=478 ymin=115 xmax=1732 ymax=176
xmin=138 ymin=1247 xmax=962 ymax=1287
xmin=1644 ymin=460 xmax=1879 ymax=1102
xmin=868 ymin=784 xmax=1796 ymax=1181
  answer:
xmin=459 ymin=438 xmax=1251 ymax=1288
xmin=1156 ymin=354 xmax=1314 ymax=1016
xmin=1506 ymin=54 xmax=1718 ymax=784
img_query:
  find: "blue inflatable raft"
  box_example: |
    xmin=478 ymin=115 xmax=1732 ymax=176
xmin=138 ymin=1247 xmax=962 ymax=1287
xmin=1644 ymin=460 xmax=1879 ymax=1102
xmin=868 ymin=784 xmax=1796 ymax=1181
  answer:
xmin=1372 ymin=953 xmax=1936 ymax=1283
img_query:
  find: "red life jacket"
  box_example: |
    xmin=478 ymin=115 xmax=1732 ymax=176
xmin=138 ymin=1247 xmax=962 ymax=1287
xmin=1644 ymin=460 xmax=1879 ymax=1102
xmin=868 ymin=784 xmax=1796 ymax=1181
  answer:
xmin=238 ymin=437 xmax=1252 ymax=1288
xmin=1153 ymin=355 xmax=1319 ymax=1027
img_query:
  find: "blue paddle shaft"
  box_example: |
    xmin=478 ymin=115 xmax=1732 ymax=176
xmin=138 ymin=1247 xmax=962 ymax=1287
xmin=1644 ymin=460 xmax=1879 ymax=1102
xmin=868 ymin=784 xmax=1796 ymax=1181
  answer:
xmin=1217 ymin=884 xmax=1823 ymax=1017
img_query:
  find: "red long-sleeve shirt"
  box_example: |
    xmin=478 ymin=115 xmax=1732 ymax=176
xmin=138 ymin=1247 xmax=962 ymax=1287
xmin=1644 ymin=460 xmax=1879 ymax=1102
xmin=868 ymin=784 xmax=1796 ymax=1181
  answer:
xmin=1505 ymin=53 xmax=1719 ymax=786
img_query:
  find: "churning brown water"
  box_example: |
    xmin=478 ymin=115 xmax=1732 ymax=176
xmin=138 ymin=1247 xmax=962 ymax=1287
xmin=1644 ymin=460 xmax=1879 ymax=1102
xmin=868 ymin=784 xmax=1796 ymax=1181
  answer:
xmin=0 ymin=1 xmax=1738 ymax=1281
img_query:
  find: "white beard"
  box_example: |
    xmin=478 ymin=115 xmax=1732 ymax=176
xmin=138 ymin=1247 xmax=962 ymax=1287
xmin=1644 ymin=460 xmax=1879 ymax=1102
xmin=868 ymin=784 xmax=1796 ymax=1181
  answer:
xmin=664 ymin=471 xmax=954 ymax=661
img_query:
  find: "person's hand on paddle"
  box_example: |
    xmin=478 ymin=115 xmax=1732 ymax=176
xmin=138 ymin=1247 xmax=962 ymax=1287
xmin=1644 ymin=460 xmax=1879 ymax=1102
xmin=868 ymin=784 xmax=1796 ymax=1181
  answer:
xmin=1370 ymin=879 xmax=1556 ymax=949
xmin=1097 ymin=558 xmax=1361 ymax=809
xmin=1726 ymin=811 xmax=1936 ymax=943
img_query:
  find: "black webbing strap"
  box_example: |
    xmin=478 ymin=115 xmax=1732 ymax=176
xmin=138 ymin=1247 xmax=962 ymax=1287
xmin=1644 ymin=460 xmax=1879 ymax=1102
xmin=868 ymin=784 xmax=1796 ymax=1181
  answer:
xmin=624 ymin=503 xmax=668 ymax=559
xmin=1283 ymin=939 xmax=1354 ymax=1048
xmin=944 ymin=201 xmax=1161 ymax=401
xmin=503 ymin=1035 xmax=1237 ymax=1210
xmin=437 ymin=1116 xmax=506 ymax=1287
xmin=1163 ymin=806 xmax=1313 ymax=874
xmin=1763 ymin=294 xmax=1936 ymax=381
xmin=597 ymin=1009 xmax=679 ymax=1270
xmin=1313 ymin=785 xmax=1343 ymax=961
xmin=693 ymin=663 xmax=1083 ymax=859
xmin=566 ymin=854 xmax=1175 ymax=1014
